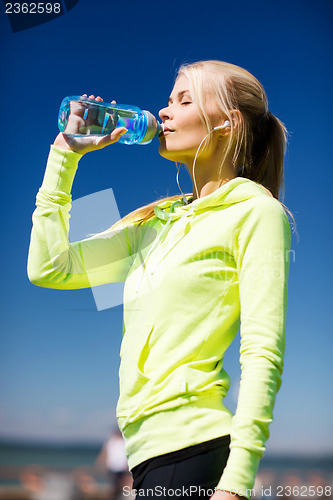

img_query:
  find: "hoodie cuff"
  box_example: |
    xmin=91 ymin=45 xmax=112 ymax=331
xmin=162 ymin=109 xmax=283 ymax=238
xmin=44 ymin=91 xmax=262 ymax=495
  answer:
xmin=39 ymin=145 xmax=82 ymax=195
xmin=215 ymin=446 xmax=261 ymax=499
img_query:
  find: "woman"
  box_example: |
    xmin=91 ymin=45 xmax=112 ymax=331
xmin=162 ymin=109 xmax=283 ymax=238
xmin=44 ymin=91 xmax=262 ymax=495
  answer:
xmin=28 ymin=60 xmax=291 ymax=500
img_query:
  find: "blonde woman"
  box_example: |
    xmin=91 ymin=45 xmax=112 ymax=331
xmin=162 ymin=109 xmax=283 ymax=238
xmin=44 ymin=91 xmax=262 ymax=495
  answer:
xmin=28 ymin=60 xmax=291 ymax=500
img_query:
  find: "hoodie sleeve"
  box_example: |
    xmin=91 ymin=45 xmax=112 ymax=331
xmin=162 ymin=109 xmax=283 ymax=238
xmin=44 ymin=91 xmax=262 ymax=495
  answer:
xmin=216 ymin=196 xmax=291 ymax=498
xmin=27 ymin=145 xmax=135 ymax=289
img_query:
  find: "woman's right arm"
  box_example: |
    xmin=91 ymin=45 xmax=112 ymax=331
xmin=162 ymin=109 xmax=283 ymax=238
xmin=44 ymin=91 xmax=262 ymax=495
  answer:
xmin=27 ymin=95 xmax=135 ymax=290
xmin=27 ymin=144 xmax=136 ymax=289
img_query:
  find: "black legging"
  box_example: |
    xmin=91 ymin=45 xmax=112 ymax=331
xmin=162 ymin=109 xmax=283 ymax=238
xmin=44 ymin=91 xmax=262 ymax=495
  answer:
xmin=131 ymin=437 xmax=231 ymax=499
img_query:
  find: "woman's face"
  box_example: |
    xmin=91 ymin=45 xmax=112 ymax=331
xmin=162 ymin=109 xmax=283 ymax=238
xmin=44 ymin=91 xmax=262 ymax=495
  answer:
xmin=158 ymin=74 xmax=223 ymax=164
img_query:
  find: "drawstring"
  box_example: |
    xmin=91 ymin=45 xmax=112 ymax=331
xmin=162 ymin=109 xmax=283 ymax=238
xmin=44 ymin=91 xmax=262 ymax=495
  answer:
xmin=154 ymin=199 xmax=185 ymax=222
xmin=154 ymin=192 xmax=193 ymax=222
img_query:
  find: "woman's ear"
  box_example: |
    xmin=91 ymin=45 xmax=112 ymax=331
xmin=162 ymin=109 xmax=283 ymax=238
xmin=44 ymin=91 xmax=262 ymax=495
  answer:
xmin=229 ymin=109 xmax=243 ymax=130
xmin=215 ymin=110 xmax=242 ymax=136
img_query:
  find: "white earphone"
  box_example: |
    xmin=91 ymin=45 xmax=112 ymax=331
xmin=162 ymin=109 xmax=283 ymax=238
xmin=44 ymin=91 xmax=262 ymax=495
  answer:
xmin=213 ymin=120 xmax=231 ymax=131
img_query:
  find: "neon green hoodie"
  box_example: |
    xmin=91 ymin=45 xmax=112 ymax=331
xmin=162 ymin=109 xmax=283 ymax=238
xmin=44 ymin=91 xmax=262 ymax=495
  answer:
xmin=28 ymin=146 xmax=291 ymax=498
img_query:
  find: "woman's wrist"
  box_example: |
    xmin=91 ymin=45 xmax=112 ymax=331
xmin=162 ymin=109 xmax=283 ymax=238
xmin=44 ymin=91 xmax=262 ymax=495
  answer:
xmin=53 ymin=133 xmax=82 ymax=154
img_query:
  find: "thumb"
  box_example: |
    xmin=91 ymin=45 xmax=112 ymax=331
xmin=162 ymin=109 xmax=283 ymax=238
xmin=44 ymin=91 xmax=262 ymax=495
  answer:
xmin=96 ymin=127 xmax=128 ymax=149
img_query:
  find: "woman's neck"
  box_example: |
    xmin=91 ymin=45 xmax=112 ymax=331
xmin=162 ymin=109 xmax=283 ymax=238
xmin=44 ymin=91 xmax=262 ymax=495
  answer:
xmin=187 ymin=156 xmax=236 ymax=201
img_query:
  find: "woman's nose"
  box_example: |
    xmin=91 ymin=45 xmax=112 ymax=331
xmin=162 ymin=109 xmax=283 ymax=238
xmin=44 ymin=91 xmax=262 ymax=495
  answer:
xmin=159 ymin=106 xmax=171 ymax=121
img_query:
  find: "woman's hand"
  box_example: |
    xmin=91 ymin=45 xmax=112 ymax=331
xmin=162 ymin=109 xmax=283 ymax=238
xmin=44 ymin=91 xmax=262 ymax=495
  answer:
xmin=53 ymin=95 xmax=127 ymax=155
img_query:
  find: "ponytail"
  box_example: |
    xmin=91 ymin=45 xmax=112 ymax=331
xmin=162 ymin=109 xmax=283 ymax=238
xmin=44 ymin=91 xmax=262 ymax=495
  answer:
xmin=242 ymin=111 xmax=287 ymax=199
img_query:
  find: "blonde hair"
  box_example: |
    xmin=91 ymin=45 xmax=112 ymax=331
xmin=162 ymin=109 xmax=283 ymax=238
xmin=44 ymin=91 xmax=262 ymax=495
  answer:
xmin=115 ymin=60 xmax=290 ymax=228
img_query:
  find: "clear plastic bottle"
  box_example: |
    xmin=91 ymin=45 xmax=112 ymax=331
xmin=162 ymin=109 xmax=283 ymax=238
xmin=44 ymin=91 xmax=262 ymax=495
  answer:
xmin=58 ymin=95 xmax=163 ymax=145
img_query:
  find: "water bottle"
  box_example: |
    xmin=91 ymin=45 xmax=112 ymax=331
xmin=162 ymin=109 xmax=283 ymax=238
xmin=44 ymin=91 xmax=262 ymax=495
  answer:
xmin=58 ymin=96 xmax=164 ymax=145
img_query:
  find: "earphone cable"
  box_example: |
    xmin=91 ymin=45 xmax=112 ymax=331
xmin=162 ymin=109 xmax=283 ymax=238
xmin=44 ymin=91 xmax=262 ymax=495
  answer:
xmin=192 ymin=130 xmax=215 ymax=200
xmin=176 ymin=162 xmax=189 ymax=205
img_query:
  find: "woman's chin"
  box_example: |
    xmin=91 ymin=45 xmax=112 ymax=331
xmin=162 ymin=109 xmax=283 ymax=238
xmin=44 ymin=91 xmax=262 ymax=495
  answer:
xmin=158 ymin=143 xmax=186 ymax=163
xmin=158 ymin=143 xmax=173 ymax=160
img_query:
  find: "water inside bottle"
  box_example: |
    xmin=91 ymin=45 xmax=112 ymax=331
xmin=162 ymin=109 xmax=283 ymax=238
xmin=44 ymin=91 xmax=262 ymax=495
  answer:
xmin=59 ymin=99 xmax=121 ymax=136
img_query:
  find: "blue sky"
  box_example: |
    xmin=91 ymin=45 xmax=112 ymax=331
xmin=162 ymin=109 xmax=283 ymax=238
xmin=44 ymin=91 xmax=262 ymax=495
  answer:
xmin=0 ymin=0 xmax=332 ymax=455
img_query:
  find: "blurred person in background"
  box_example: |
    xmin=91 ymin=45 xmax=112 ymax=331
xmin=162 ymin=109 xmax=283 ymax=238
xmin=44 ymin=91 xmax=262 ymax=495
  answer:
xmin=96 ymin=428 xmax=131 ymax=499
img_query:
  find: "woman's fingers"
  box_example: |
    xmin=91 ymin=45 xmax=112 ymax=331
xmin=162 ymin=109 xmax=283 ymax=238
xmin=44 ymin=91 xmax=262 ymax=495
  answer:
xmin=81 ymin=94 xmax=107 ymax=103
xmin=80 ymin=95 xmax=104 ymax=127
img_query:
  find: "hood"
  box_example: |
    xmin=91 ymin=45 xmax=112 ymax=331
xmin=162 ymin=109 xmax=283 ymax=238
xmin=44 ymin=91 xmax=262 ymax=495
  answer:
xmin=133 ymin=177 xmax=272 ymax=294
xmin=154 ymin=177 xmax=272 ymax=222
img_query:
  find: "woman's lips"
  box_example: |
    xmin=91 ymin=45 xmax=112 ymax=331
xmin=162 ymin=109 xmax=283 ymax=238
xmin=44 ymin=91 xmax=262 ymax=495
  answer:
xmin=163 ymin=127 xmax=174 ymax=135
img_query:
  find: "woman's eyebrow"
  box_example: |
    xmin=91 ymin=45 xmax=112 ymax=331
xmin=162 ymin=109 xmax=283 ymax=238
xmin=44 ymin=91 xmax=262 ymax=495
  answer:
xmin=168 ymin=90 xmax=191 ymax=104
